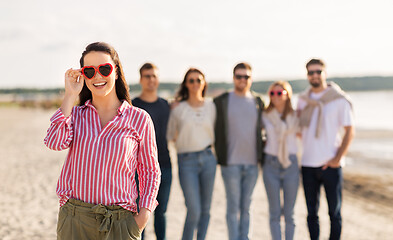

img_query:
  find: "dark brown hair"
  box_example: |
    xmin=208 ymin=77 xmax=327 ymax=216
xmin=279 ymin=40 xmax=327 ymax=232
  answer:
xmin=306 ymin=58 xmax=326 ymax=69
xmin=79 ymin=42 xmax=130 ymax=105
xmin=233 ymin=62 xmax=252 ymax=75
xmin=265 ymin=81 xmax=294 ymax=120
xmin=175 ymin=68 xmax=207 ymax=101
xmin=139 ymin=62 xmax=158 ymax=77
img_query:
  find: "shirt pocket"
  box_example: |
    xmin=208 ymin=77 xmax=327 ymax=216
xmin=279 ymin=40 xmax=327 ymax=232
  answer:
xmin=108 ymin=128 xmax=141 ymax=165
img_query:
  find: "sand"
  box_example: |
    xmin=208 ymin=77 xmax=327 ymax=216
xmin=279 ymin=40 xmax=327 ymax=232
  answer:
xmin=0 ymin=107 xmax=392 ymax=240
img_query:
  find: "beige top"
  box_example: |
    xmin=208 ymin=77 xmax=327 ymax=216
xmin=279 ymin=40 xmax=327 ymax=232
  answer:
xmin=298 ymin=82 xmax=352 ymax=138
xmin=263 ymin=109 xmax=299 ymax=168
xmin=167 ymin=99 xmax=216 ymax=154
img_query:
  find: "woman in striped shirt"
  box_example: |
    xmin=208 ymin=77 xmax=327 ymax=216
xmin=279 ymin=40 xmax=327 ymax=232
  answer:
xmin=44 ymin=42 xmax=161 ymax=240
xmin=167 ymin=68 xmax=217 ymax=240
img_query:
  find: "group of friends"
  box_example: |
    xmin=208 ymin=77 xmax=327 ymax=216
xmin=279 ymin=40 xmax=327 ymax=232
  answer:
xmin=44 ymin=42 xmax=354 ymax=240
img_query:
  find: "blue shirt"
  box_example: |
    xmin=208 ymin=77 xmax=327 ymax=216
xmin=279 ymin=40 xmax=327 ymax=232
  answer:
xmin=132 ymin=97 xmax=171 ymax=168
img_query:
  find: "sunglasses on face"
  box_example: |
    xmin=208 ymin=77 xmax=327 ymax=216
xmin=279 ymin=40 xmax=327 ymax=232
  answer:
xmin=188 ymin=78 xmax=202 ymax=84
xmin=307 ymin=70 xmax=323 ymax=76
xmin=234 ymin=74 xmax=250 ymax=80
xmin=81 ymin=63 xmax=114 ymax=79
xmin=270 ymin=90 xmax=287 ymax=96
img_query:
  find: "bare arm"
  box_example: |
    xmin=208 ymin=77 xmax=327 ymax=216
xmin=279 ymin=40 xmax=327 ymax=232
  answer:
xmin=322 ymin=125 xmax=355 ymax=170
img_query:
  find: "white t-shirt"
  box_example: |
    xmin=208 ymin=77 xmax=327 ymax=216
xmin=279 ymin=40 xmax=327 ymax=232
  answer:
xmin=262 ymin=112 xmax=298 ymax=157
xmin=297 ymin=90 xmax=354 ymax=167
xmin=167 ymin=99 xmax=216 ymax=154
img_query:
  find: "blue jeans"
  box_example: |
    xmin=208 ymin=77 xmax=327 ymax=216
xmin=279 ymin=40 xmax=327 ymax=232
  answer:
xmin=263 ymin=154 xmax=299 ymax=240
xmin=154 ymin=167 xmax=172 ymax=240
xmin=302 ymin=166 xmax=343 ymax=240
xmin=178 ymin=147 xmax=217 ymax=240
xmin=137 ymin=167 xmax=172 ymax=240
xmin=221 ymin=164 xmax=259 ymax=240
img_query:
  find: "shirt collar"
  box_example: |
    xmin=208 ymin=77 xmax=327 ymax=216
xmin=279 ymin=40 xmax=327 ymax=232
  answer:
xmin=82 ymin=99 xmax=131 ymax=116
xmin=82 ymin=99 xmax=93 ymax=109
xmin=117 ymin=100 xmax=131 ymax=116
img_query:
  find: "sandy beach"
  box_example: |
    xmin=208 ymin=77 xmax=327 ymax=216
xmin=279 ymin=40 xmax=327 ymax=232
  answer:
xmin=0 ymin=107 xmax=392 ymax=240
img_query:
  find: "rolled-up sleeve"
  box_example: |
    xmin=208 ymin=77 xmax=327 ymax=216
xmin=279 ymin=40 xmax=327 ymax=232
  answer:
xmin=44 ymin=108 xmax=74 ymax=151
xmin=137 ymin=115 xmax=161 ymax=212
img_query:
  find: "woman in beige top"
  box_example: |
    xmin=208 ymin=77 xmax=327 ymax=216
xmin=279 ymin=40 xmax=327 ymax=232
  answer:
xmin=167 ymin=68 xmax=216 ymax=240
xmin=262 ymin=81 xmax=299 ymax=240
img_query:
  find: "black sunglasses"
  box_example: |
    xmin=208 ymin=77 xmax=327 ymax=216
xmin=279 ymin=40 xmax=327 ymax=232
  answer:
xmin=234 ymin=74 xmax=250 ymax=80
xmin=188 ymin=78 xmax=202 ymax=84
xmin=307 ymin=70 xmax=323 ymax=76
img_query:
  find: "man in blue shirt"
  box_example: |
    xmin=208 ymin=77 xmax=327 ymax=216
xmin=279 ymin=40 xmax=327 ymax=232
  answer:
xmin=132 ymin=63 xmax=172 ymax=240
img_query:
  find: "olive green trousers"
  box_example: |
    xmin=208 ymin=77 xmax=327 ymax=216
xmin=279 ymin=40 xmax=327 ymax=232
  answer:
xmin=57 ymin=199 xmax=141 ymax=240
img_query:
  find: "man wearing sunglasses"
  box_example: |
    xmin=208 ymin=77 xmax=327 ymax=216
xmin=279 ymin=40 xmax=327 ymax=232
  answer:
xmin=297 ymin=59 xmax=354 ymax=240
xmin=214 ymin=62 xmax=265 ymax=240
xmin=132 ymin=63 xmax=172 ymax=240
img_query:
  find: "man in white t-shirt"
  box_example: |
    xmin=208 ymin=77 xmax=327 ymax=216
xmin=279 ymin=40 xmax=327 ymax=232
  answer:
xmin=297 ymin=59 xmax=355 ymax=240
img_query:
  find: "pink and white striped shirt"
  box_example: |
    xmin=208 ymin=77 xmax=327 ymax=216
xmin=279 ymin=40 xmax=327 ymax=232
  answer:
xmin=44 ymin=100 xmax=161 ymax=212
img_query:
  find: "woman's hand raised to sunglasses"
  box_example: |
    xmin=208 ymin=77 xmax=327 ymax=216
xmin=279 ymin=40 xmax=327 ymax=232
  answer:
xmin=60 ymin=68 xmax=85 ymax=117
xmin=65 ymin=68 xmax=84 ymax=97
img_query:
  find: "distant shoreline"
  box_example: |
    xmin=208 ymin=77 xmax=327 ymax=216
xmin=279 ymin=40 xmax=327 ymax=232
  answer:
xmin=1 ymin=76 xmax=393 ymax=94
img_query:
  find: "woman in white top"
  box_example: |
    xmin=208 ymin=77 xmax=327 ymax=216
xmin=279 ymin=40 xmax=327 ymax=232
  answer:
xmin=262 ymin=81 xmax=299 ymax=240
xmin=167 ymin=68 xmax=216 ymax=240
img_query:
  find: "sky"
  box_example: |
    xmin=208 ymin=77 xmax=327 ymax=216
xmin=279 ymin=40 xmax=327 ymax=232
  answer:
xmin=1 ymin=0 xmax=392 ymax=88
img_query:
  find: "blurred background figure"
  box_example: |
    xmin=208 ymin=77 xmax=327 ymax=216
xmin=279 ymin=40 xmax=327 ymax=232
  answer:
xmin=167 ymin=68 xmax=217 ymax=240
xmin=262 ymin=81 xmax=300 ymax=240
xmin=214 ymin=62 xmax=264 ymax=240
xmin=297 ymin=58 xmax=354 ymax=240
xmin=132 ymin=63 xmax=172 ymax=240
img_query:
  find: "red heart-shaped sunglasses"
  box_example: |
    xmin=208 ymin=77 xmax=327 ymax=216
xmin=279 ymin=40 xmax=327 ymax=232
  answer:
xmin=81 ymin=63 xmax=114 ymax=79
